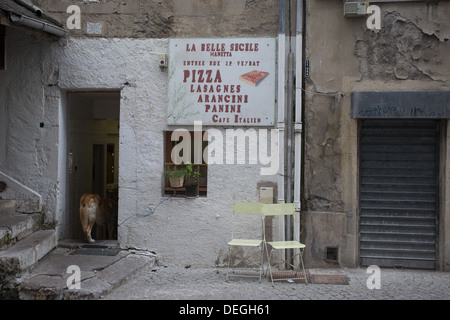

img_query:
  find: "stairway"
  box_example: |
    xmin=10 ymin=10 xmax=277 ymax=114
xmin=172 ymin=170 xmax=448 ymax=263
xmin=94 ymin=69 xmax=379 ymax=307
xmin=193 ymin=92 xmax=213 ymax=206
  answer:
xmin=0 ymin=199 xmax=56 ymax=297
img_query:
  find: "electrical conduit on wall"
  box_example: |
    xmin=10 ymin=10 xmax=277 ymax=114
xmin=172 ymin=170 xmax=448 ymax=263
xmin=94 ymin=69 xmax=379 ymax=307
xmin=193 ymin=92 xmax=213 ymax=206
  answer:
xmin=278 ymin=0 xmax=304 ymax=268
xmin=277 ymin=0 xmax=287 ymax=267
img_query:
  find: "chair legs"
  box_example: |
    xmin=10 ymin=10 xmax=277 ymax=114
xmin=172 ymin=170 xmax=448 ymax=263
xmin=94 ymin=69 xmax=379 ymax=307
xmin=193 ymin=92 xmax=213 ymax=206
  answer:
xmin=265 ymin=246 xmax=308 ymax=286
xmin=226 ymin=244 xmax=308 ymax=286
xmin=226 ymin=245 xmax=264 ymax=283
xmin=226 ymin=203 xmax=308 ymax=285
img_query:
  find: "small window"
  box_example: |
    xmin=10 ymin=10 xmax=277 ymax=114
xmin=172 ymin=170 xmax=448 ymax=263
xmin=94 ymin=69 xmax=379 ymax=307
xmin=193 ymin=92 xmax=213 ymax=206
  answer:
xmin=325 ymin=246 xmax=339 ymax=263
xmin=0 ymin=26 xmax=5 ymax=70
xmin=164 ymin=131 xmax=208 ymax=197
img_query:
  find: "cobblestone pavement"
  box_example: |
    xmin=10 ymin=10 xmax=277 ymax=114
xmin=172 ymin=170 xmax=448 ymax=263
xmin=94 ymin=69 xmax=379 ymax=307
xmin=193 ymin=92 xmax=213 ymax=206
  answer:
xmin=104 ymin=265 xmax=450 ymax=300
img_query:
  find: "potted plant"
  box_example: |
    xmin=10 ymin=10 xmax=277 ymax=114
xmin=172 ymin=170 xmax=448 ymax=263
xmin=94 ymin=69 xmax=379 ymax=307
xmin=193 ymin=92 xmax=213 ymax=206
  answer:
xmin=184 ymin=163 xmax=201 ymax=198
xmin=163 ymin=165 xmax=187 ymax=188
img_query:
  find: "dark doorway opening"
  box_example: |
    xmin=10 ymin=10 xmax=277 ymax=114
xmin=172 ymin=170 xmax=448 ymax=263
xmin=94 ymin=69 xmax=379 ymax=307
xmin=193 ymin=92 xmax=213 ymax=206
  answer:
xmin=65 ymin=91 xmax=120 ymax=241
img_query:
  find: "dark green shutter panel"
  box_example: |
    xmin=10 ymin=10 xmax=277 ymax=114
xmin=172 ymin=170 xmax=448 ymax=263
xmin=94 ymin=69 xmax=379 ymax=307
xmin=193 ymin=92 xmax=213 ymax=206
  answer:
xmin=359 ymin=120 xmax=439 ymax=269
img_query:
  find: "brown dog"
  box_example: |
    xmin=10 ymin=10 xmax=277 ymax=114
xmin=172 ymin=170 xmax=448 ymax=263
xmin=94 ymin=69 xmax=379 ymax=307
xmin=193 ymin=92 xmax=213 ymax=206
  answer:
xmin=80 ymin=194 xmax=118 ymax=243
xmin=96 ymin=198 xmax=118 ymax=240
xmin=80 ymin=194 xmax=101 ymax=243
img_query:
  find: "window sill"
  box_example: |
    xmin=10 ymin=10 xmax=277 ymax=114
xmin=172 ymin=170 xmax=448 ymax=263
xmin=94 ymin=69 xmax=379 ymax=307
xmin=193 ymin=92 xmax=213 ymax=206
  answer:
xmin=164 ymin=186 xmax=207 ymax=197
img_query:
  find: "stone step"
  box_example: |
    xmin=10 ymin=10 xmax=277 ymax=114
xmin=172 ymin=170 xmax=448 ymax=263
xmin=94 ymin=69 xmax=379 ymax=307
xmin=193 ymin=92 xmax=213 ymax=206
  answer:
xmin=0 ymin=199 xmax=16 ymax=218
xmin=0 ymin=214 xmax=40 ymax=250
xmin=19 ymin=246 xmax=157 ymax=300
xmin=0 ymin=230 xmax=56 ymax=276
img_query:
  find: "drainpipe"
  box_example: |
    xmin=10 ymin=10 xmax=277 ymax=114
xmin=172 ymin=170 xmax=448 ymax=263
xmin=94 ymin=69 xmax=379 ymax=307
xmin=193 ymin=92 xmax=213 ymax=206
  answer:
xmin=278 ymin=0 xmax=304 ymax=270
xmin=9 ymin=13 xmax=68 ymax=37
xmin=286 ymin=51 xmax=294 ymax=264
xmin=13 ymin=0 xmax=43 ymax=16
xmin=277 ymin=0 xmax=287 ymax=266
xmin=293 ymin=0 xmax=304 ymax=268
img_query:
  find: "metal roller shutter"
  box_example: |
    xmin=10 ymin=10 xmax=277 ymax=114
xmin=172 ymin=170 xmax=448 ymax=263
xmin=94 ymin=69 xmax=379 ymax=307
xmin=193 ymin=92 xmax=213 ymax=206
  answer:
xmin=359 ymin=120 xmax=439 ymax=269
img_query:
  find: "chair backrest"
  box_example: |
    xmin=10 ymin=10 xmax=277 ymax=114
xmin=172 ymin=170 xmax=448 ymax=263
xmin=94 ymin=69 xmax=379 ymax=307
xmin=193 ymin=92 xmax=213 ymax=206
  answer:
xmin=261 ymin=203 xmax=295 ymax=216
xmin=232 ymin=202 xmax=264 ymax=215
xmin=230 ymin=203 xmax=264 ymax=240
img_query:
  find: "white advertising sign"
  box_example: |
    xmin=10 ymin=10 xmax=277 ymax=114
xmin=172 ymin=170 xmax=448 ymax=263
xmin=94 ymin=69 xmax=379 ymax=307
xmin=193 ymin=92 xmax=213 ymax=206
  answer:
xmin=168 ymin=38 xmax=276 ymax=126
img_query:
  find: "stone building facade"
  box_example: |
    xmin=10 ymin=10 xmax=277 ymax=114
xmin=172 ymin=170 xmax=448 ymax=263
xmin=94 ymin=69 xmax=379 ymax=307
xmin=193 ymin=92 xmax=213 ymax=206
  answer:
xmin=1 ymin=0 xmax=449 ymax=271
xmin=303 ymin=0 xmax=450 ymax=270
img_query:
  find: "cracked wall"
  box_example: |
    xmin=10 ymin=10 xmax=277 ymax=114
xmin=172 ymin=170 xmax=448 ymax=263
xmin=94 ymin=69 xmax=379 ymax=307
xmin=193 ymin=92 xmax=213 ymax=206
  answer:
xmin=303 ymin=0 xmax=450 ymax=268
xmin=304 ymin=0 xmax=450 ymax=216
xmin=355 ymin=12 xmax=448 ymax=81
xmin=304 ymin=93 xmax=343 ymax=212
xmin=33 ymin=0 xmax=279 ymax=38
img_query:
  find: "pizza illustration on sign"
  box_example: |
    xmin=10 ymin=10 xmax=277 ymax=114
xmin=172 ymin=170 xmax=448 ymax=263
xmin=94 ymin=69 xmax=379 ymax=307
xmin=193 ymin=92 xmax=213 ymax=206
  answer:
xmin=239 ymin=70 xmax=269 ymax=87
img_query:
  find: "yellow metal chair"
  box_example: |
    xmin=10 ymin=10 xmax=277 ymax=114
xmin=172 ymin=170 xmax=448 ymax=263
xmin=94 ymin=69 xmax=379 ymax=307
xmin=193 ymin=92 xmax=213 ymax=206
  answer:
xmin=262 ymin=203 xmax=308 ymax=286
xmin=226 ymin=202 xmax=264 ymax=283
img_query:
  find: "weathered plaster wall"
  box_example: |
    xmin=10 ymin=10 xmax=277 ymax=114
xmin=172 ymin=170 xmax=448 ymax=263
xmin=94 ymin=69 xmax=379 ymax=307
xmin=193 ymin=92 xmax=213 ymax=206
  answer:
xmin=304 ymin=0 xmax=450 ymax=269
xmin=1 ymin=0 xmax=281 ymax=267
xmin=42 ymin=0 xmax=280 ymax=266
xmin=0 ymin=27 xmax=60 ymax=221
xmin=34 ymin=0 xmax=279 ymax=38
xmin=56 ymin=37 xmax=278 ymax=266
xmin=355 ymin=10 xmax=450 ymax=81
xmin=4 ymin=0 xmax=450 ymax=270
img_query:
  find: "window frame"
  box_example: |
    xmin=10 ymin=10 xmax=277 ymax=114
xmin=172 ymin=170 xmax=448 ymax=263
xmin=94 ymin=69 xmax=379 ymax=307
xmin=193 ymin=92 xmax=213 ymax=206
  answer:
xmin=164 ymin=130 xmax=208 ymax=197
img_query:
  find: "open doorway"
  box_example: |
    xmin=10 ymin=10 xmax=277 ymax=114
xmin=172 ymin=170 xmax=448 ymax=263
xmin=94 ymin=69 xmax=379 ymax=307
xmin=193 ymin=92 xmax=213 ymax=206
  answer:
xmin=64 ymin=91 xmax=120 ymax=241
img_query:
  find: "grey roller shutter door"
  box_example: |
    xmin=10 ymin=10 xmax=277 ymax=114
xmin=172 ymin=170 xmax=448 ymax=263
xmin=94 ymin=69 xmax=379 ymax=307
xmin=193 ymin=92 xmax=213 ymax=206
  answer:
xmin=359 ymin=120 xmax=439 ymax=269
